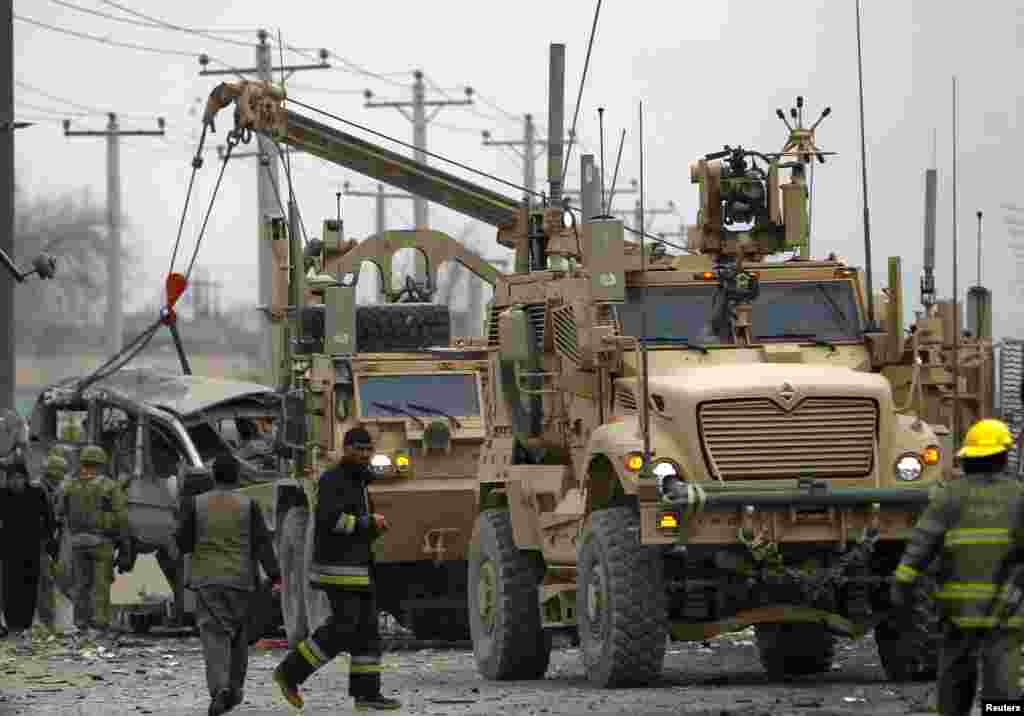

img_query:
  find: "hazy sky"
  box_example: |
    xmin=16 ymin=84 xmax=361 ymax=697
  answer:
xmin=11 ymin=1 xmax=1023 ymax=337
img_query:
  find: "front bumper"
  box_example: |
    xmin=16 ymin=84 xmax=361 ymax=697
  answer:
xmin=640 ymin=484 xmax=932 ymax=547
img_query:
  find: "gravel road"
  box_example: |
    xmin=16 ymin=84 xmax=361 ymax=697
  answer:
xmin=0 ymin=626 xmax=946 ymax=716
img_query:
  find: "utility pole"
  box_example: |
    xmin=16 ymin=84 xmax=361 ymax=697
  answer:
xmin=1 ymin=0 xmax=13 ymax=412
xmin=615 ymin=198 xmax=676 ymax=232
xmin=342 ymin=182 xmax=415 ymax=237
xmin=481 ymin=115 xmax=574 ymax=208
xmin=198 ymin=30 xmax=329 ymax=382
xmin=564 ymin=177 xmax=639 ymax=209
xmin=63 ymin=113 xmax=165 ymax=355
xmin=364 ymin=70 xmax=474 ymax=281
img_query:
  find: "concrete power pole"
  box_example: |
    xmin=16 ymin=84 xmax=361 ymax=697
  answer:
xmin=63 ymin=113 xmax=165 ymax=355
xmin=198 ymin=30 xmax=329 ymax=381
xmin=615 ymin=198 xmax=676 ymax=233
xmin=1 ymin=0 xmax=13 ymax=411
xmin=342 ymin=182 xmax=414 ymax=237
xmin=364 ymin=71 xmax=474 ymax=281
xmin=482 ymin=115 xmax=575 ymax=208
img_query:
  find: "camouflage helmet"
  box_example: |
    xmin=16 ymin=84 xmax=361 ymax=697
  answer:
xmin=79 ymin=444 xmax=108 ymax=467
xmin=46 ymin=454 xmax=67 ymax=476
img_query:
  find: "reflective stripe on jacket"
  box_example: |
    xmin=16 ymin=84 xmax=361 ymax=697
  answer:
xmin=893 ymin=471 xmax=1024 ymax=628
xmin=189 ymin=490 xmax=255 ymax=590
xmin=309 ymin=461 xmax=382 ymax=592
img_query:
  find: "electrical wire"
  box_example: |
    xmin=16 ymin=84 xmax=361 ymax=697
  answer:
xmin=285 ymin=96 xmax=542 ymax=201
xmin=47 ymin=0 xmax=257 ymax=37
xmin=96 ymin=0 xmax=261 ymax=48
xmin=15 ymin=14 xmax=205 ymax=58
xmin=16 ymin=101 xmax=91 ymax=117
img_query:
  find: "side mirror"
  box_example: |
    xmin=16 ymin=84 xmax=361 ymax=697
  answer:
xmin=886 ymin=256 xmax=904 ymax=362
xmin=498 ymin=307 xmax=532 ymax=363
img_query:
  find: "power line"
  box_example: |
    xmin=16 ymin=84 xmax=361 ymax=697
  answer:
xmin=288 ymin=96 xmax=540 ymax=200
xmin=14 ymin=13 xmax=206 ymax=58
xmin=46 ymin=0 xmax=257 ymax=36
xmin=96 ymin=0 xmax=260 ymax=48
xmin=15 ymin=80 xmax=184 ymax=123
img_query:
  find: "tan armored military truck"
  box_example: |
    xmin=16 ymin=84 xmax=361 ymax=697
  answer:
xmin=468 ymin=104 xmax=948 ymax=687
xmin=259 ymin=221 xmax=501 ymax=645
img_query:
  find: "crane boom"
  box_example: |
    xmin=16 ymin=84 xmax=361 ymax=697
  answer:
xmin=203 ymin=80 xmax=523 ymax=243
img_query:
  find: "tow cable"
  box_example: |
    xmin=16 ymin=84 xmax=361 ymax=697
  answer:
xmin=73 ymin=124 xmax=246 ymax=397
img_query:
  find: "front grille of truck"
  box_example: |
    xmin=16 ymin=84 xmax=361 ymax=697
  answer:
xmin=697 ymin=397 xmax=878 ymax=480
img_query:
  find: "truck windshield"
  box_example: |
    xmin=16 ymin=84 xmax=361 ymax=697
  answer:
xmin=616 ymin=280 xmax=862 ymax=345
xmin=359 ymin=374 xmax=481 ymax=418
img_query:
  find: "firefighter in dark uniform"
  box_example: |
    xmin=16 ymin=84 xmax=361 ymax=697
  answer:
xmin=892 ymin=418 xmax=1024 ymax=716
xmin=273 ymin=426 xmax=401 ymax=711
xmin=176 ymin=455 xmax=282 ymax=716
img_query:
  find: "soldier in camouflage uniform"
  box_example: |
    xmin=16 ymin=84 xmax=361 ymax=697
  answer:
xmin=57 ymin=445 xmax=128 ymax=636
xmin=892 ymin=418 xmax=1024 ymax=716
xmin=35 ymin=453 xmax=67 ymax=630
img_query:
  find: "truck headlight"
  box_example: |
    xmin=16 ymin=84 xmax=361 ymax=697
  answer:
xmin=895 ymin=453 xmax=923 ymax=481
xmin=653 ymin=460 xmax=686 ymax=499
xmin=371 ymin=454 xmax=392 ymax=469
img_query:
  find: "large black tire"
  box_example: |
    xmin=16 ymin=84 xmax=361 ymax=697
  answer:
xmin=577 ymin=507 xmax=668 ymax=687
xmin=874 ymin=578 xmax=940 ymax=681
xmin=468 ymin=510 xmax=551 ymax=680
xmin=754 ymin=623 xmax=836 ymax=678
xmin=356 ymin=304 xmax=450 ymax=353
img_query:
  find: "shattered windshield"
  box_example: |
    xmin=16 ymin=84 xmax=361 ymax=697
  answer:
xmin=615 ymin=280 xmax=862 ymax=345
xmin=358 ymin=374 xmax=481 ymax=418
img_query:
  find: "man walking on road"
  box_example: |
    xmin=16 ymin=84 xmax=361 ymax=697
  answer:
xmin=892 ymin=418 xmax=1024 ymax=716
xmin=176 ymin=455 xmax=282 ymax=716
xmin=1 ymin=460 xmax=55 ymax=633
xmin=273 ymin=426 xmax=401 ymax=711
xmin=58 ymin=444 xmax=128 ymax=638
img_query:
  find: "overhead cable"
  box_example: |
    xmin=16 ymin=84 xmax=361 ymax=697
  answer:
xmin=15 ymin=14 xmax=207 ymax=58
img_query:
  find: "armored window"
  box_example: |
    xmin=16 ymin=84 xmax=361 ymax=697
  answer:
xmin=616 ymin=285 xmax=733 ymax=345
xmin=357 ymin=374 xmax=481 ymax=418
xmin=751 ymin=280 xmax=862 ymax=342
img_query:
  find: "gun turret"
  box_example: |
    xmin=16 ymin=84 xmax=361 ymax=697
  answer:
xmin=686 ymin=97 xmax=833 ymax=264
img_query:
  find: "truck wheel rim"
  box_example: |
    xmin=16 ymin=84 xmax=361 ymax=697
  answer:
xmin=587 ymin=564 xmax=607 ymax=642
xmin=478 ymin=560 xmax=497 ymax=634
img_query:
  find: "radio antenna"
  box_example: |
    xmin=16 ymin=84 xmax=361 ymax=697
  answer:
xmin=607 ymin=128 xmax=626 ymax=210
xmin=855 ymin=0 xmax=876 ymax=329
xmin=952 ymin=75 xmax=961 ymax=448
xmin=598 ymin=107 xmax=607 ymax=216
xmin=639 ymin=100 xmax=651 ymax=468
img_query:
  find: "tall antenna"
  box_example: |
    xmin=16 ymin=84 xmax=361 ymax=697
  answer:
xmin=976 ymin=210 xmax=983 ymax=286
xmin=639 ymin=100 xmax=651 ymax=467
xmin=598 ymin=107 xmax=607 ymax=215
xmin=952 ymin=75 xmax=961 ymax=448
xmin=855 ymin=0 xmax=876 ymax=329
xmin=606 ymin=129 xmax=626 ymax=210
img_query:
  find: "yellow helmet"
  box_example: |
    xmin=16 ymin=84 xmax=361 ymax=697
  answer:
xmin=957 ymin=419 xmax=1015 ymax=459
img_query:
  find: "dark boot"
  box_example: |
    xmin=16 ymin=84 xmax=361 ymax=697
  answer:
xmin=208 ymin=689 xmax=232 ymax=716
xmin=354 ymin=694 xmax=402 ymax=711
xmin=273 ymin=664 xmax=304 ymax=710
